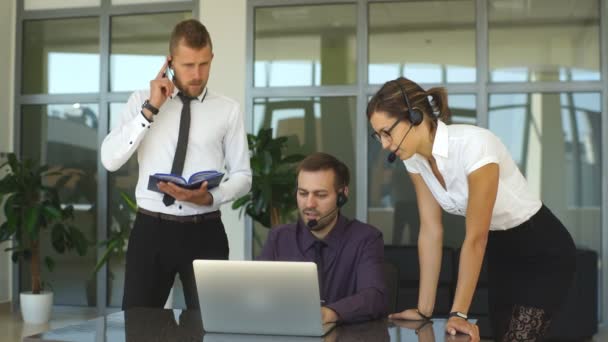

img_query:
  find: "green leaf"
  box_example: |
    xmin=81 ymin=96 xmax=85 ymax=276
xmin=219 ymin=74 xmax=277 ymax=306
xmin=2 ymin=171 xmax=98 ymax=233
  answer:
xmin=68 ymin=225 xmax=88 ymax=256
xmin=261 ymin=151 xmax=273 ymax=174
xmin=44 ymin=256 xmax=55 ymax=272
xmin=41 ymin=205 xmax=62 ymax=220
xmin=0 ymin=221 xmax=15 ymax=242
xmin=93 ymin=239 xmax=119 ymax=275
xmin=11 ymin=251 xmax=21 ymax=263
xmin=231 ymin=194 xmax=251 ymax=210
xmin=7 ymin=153 xmax=18 ymax=172
xmin=25 ymin=205 xmax=41 ymax=238
xmin=51 ymin=223 xmax=66 ymax=253
xmin=120 ymin=192 xmax=137 ymax=212
xmin=281 ymin=154 xmax=305 ymax=163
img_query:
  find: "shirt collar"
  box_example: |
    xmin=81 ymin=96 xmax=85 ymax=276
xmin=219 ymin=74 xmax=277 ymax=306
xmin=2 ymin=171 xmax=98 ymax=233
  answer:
xmin=432 ymin=120 xmax=449 ymax=159
xmin=171 ymin=86 xmax=208 ymax=102
xmin=298 ymin=214 xmax=349 ymax=251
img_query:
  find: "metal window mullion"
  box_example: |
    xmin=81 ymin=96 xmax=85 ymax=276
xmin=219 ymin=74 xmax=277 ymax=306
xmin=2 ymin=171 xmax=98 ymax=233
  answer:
xmin=95 ymin=0 xmax=111 ymax=316
xmin=244 ymin=1 xmax=255 ymax=260
xmin=250 ymin=86 xmax=358 ymax=98
xmin=476 ymin=0 xmax=488 ymax=128
xmin=21 ymin=7 xmax=101 ymax=20
xmin=366 ymin=83 xmax=479 ymax=96
xmin=18 ymin=94 xmax=101 ymax=104
xmin=106 ymin=92 xmax=133 ymax=102
xmin=356 ymin=0 xmax=368 ymax=223
xmin=107 ymin=2 xmax=193 ymax=16
xmin=600 ymin=0 xmax=608 ymax=327
xmin=488 ymin=81 xmax=603 ymax=93
xmin=250 ymin=0 xmax=356 ymax=7
xmin=11 ymin=0 xmax=25 ymax=312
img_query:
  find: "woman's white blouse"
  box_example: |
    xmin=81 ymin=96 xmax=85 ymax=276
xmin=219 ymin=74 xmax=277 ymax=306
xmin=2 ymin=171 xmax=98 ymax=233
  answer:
xmin=403 ymin=121 xmax=542 ymax=230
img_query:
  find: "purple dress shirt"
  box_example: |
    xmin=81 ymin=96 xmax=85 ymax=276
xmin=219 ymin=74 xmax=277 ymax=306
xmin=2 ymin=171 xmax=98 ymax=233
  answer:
xmin=257 ymin=214 xmax=387 ymax=323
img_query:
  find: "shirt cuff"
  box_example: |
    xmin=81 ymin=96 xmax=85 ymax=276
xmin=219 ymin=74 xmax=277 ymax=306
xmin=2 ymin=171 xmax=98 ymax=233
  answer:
xmin=209 ymin=186 xmax=223 ymax=206
xmin=325 ymin=302 xmax=347 ymax=322
xmin=139 ymin=110 xmax=153 ymax=125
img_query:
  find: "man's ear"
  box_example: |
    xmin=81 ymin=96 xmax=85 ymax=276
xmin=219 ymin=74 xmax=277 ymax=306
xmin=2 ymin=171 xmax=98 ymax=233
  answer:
xmin=343 ymin=186 xmax=349 ymax=198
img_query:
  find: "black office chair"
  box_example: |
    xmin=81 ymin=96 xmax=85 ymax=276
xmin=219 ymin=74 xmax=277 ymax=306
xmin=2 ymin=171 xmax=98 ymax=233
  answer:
xmin=383 ymin=261 xmax=399 ymax=313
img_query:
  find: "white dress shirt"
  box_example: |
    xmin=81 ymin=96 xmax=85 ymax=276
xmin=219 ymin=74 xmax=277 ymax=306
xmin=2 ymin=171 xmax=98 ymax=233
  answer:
xmin=403 ymin=121 xmax=541 ymax=230
xmin=101 ymin=87 xmax=252 ymax=215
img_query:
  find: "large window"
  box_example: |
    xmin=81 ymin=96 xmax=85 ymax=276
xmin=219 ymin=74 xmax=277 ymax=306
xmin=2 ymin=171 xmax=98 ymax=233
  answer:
xmin=489 ymin=92 xmax=602 ymax=251
xmin=254 ymin=4 xmax=357 ymax=87
xmin=368 ymin=0 xmax=476 ymax=84
xmin=489 ymin=0 xmax=600 ymax=82
xmin=248 ymin=0 xmax=607 ymax=322
xmin=16 ymin=0 xmax=197 ymax=309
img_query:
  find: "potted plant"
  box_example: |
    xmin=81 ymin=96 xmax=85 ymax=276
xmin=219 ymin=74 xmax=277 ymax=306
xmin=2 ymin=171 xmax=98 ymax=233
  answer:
xmin=232 ymin=128 xmax=304 ymax=251
xmin=0 ymin=153 xmax=88 ymax=324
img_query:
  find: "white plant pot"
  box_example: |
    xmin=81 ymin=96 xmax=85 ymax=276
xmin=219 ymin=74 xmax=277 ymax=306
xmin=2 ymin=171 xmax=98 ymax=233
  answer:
xmin=20 ymin=291 xmax=53 ymax=324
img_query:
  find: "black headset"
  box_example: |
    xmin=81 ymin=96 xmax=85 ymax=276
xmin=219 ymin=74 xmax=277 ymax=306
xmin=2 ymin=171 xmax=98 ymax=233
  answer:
xmin=336 ymin=190 xmax=348 ymax=208
xmin=395 ymin=79 xmax=423 ymax=126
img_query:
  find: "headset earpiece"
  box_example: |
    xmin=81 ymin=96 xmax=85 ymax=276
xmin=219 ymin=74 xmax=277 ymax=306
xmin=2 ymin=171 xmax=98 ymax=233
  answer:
xmin=336 ymin=191 xmax=348 ymax=208
xmin=396 ymin=79 xmax=423 ymax=126
xmin=409 ymin=108 xmax=423 ymax=126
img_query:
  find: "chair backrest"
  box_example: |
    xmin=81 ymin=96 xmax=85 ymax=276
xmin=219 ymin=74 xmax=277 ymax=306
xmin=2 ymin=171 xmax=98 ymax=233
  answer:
xmin=383 ymin=261 xmax=399 ymax=313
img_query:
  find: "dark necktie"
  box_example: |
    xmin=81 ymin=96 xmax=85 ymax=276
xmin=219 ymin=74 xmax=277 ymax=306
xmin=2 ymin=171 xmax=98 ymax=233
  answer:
xmin=313 ymin=240 xmax=327 ymax=302
xmin=163 ymin=93 xmax=195 ymax=206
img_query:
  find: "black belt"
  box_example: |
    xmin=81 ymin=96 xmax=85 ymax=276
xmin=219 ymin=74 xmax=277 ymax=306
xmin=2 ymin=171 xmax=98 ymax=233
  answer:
xmin=138 ymin=208 xmax=221 ymax=224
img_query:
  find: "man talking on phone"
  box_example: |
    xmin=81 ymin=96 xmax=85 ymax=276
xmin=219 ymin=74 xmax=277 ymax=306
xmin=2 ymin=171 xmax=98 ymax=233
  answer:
xmin=101 ymin=19 xmax=251 ymax=310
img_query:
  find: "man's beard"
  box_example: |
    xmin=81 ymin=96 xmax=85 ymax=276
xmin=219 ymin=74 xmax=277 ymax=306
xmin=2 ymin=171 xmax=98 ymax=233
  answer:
xmin=174 ymin=77 xmax=204 ymax=97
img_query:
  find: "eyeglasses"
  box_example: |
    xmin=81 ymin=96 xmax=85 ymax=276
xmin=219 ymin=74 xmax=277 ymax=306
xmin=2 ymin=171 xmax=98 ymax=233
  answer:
xmin=370 ymin=118 xmax=401 ymax=143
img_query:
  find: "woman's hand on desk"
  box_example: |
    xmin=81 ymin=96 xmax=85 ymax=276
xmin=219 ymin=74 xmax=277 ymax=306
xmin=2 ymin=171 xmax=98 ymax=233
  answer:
xmin=158 ymin=181 xmax=214 ymax=206
xmin=321 ymin=307 xmax=339 ymax=324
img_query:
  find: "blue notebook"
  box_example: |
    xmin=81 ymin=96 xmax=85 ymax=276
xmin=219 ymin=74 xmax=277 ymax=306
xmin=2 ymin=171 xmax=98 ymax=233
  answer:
xmin=147 ymin=170 xmax=224 ymax=193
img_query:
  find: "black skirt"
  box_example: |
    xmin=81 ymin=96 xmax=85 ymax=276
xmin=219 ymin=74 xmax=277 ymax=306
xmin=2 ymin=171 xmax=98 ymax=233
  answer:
xmin=486 ymin=204 xmax=576 ymax=315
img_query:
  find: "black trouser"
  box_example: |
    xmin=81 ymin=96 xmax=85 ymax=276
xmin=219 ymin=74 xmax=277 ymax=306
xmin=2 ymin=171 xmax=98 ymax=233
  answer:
xmin=122 ymin=211 xmax=229 ymax=310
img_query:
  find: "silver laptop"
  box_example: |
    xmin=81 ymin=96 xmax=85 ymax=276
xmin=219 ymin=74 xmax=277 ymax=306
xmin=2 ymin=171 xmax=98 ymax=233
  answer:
xmin=193 ymin=260 xmax=336 ymax=337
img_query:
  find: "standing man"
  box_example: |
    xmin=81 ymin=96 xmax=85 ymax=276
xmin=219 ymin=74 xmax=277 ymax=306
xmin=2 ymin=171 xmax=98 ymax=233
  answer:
xmin=258 ymin=152 xmax=387 ymax=324
xmin=101 ymin=19 xmax=251 ymax=310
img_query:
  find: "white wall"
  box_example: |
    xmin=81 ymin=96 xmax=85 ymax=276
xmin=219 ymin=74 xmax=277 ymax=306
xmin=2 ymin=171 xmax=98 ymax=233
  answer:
xmin=200 ymin=0 xmax=248 ymax=260
xmin=0 ymin=0 xmax=15 ymax=304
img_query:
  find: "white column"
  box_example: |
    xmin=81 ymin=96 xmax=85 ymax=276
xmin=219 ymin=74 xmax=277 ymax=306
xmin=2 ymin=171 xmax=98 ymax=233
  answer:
xmin=200 ymin=0 xmax=248 ymax=260
xmin=0 ymin=0 xmax=16 ymax=304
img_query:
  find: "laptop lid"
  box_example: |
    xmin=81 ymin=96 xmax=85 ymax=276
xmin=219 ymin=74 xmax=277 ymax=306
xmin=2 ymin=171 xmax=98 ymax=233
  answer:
xmin=194 ymin=260 xmax=334 ymax=337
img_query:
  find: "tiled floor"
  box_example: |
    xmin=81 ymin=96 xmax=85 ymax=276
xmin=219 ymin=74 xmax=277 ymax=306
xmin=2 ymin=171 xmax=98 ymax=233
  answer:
xmin=0 ymin=303 xmax=606 ymax=342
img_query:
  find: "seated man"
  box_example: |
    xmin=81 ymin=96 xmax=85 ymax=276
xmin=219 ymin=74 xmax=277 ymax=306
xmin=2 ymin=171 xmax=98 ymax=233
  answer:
xmin=258 ymin=152 xmax=387 ymax=324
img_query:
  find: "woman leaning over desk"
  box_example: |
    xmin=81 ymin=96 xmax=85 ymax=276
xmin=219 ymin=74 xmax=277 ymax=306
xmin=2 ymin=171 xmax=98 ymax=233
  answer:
xmin=367 ymin=77 xmax=576 ymax=341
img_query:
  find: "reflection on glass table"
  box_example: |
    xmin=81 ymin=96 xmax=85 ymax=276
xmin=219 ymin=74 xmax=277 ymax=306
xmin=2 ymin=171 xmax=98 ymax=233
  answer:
xmin=24 ymin=309 xmax=475 ymax=342
xmin=389 ymin=319 xmax=475 ymax=342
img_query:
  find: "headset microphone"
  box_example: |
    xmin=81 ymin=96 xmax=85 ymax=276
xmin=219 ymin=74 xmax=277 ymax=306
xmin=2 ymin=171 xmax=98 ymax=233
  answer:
xmin=306 ymin=191 xmax=348 ymax=229
xmin=387 ymin=124 xmax=414 ymax=163
xmin=306 ymin=206 xmax=340 ymax=229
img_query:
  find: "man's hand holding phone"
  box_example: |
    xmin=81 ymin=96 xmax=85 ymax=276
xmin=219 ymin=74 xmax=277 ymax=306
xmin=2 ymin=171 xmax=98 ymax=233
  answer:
xmin=143 ymin=57 xmax=175 ymax=120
